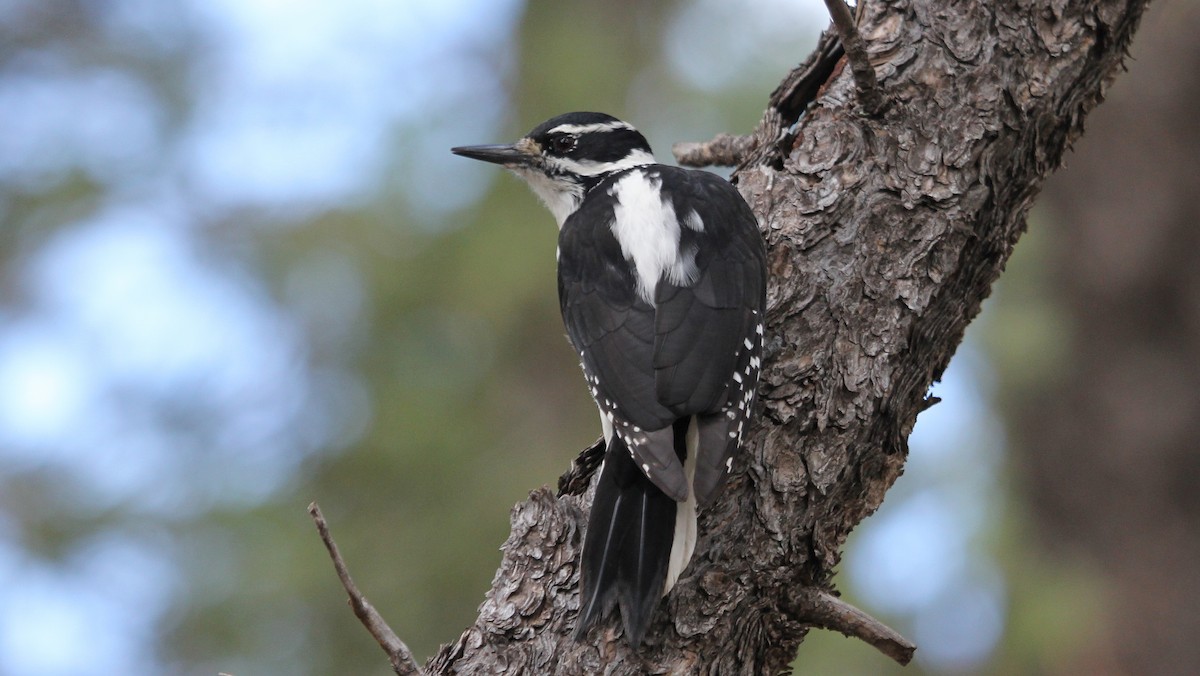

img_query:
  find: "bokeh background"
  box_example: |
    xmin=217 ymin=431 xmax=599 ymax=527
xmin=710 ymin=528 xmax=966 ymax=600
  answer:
xmin=1 ymin=1 xmax=1196 ymax=674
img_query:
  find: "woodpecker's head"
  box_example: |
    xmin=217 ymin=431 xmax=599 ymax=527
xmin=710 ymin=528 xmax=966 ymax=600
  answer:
xmin=452 ymin=112 xmax=655 ymax=227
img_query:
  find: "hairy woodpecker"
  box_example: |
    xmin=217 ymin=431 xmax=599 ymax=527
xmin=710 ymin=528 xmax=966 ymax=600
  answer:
xmin=452 ymin=112 xmax=766 ymax=647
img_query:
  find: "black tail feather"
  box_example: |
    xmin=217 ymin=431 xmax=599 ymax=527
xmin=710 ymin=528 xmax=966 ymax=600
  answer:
xmin=575 ymin=434 xmax=677 ymax=646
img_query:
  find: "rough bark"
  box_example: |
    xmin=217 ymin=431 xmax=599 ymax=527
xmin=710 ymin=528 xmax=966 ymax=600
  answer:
xmin=1014 ymin=3 xmax=1200 ymax=673
xmin=420 ymin=1 xmax=1148 ymax=673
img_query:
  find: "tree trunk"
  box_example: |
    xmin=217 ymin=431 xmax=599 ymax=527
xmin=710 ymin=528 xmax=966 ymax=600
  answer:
xmin=423 ymin=1 xmax=1149 ymax=672
xmin=1013 ymin=3 xmax=1200 ymax=674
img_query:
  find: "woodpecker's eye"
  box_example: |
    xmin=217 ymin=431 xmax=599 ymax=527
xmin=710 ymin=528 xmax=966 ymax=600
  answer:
xmin=549 ymin=135 xmax=577 ymax=154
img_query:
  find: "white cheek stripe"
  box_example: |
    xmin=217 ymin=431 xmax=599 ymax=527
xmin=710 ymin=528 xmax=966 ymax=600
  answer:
xmin=548 ymin=150 xmax=655 ymax=177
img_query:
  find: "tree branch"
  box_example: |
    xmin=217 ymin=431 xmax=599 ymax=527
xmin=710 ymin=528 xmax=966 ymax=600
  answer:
xmin=327 ymin=1 xmax=1151 ymax=672
xmin=822 ymin=0 xmax=886 ymax=115
xmin=673 ymin=133 xmax=756 ymax=168
xmin=796 ymin=589 xmax=915 ymax=665
xmin=308 ymin=502 xmax=424 ymax=676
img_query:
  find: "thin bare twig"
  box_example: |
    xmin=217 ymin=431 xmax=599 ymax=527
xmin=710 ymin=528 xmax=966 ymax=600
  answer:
xmin=308 ymin=502 xmax=424 ymax=676
xmin=798 ymin=588 xmax=916 ymax=665
xmin=823 ymin=0 xmax=886 ymax=115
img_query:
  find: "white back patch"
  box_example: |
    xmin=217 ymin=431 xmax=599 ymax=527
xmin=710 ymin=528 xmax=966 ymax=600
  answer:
xmin=609 ymin=171 xmax=697 ymax=304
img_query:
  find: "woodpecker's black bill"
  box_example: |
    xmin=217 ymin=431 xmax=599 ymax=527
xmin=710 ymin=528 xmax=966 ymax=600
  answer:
xmin=451 ymin=143 xmax=531 ymax=166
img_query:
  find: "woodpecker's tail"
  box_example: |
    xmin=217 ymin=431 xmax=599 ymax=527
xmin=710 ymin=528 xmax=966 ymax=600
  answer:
xmin=575 ymin=420 xmax=695 ymax=647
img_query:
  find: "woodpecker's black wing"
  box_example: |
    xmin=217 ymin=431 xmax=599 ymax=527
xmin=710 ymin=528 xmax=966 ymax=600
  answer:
xmin=557 ymin=176 xmax=688 ymax=502
xmin=652 ymin=167 xmax=767 ymax=505
xmin=558 ymin=166 xmax=766 ymax=505
xmin=652 ymin=167 xmax=765 ymax=410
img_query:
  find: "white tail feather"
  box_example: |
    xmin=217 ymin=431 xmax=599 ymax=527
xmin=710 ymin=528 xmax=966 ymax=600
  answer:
xmin=663 ymin=417 xmax=698 ymax=594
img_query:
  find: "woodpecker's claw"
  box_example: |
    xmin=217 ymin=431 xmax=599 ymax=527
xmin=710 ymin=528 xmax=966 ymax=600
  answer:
xmin=557 ymin=436 xmax=607 ymax=497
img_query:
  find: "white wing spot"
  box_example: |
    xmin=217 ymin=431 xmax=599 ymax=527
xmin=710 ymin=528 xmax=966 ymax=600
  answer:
xmin=642 ymin=463 xmax=650 ymax=473
xmin=725 ymin=457 xmax=733 ymax=472
xmin=744 ymin=338 xmax=753 ymax=349
xmin=732 ymin=372 xmax=743 ymax=383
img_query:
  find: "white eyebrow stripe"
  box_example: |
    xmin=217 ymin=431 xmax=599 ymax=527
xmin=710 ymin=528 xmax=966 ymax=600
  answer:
xmin=546 ymin=149 xmax=655 ymax=176
xmin=546 ymin=121 xmax=636 ymax=135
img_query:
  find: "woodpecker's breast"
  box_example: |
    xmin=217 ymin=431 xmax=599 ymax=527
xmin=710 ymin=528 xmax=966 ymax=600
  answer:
xmin=607 ymin=170 xmax=698 ymax=305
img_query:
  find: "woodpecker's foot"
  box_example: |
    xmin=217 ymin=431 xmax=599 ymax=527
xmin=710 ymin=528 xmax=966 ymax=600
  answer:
xmin=557 ymin=436 xmax=606 ymax=496
xmin=797 ymin=587 xmax=915 ymax=665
